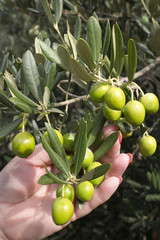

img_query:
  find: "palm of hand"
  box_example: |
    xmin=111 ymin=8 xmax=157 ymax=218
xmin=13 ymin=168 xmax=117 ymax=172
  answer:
xmin=0 ymin=125 xmax=131 ymax=240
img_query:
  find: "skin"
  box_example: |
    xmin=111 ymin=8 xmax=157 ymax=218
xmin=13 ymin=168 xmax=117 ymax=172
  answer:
xmin=0 ymin=124 xmax=131 ymax=240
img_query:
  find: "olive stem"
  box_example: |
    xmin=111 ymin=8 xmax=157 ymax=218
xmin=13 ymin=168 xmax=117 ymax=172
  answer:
xmin=126 ymin=85 xmax=134 ymax=100
xmin=22 ymin=114 xmax=26 ymax=132
xmin=45 ymin=114 xmax=51 ymax=125
xmin=132 ymin=82 xmax=144 ymax=96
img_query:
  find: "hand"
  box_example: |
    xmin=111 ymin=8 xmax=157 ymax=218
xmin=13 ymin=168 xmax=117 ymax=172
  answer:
xmin=0 ymin=125 xmax=132 ymax=240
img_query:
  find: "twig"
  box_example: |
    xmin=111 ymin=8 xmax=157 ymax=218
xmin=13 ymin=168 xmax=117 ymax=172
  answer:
xmin=55 ymin=95 xmax=89 ymax=107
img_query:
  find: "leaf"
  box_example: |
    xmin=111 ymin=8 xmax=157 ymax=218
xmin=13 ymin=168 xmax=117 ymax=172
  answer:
xmin=76 ymin=38 xmax=96 ymax=69
xmin=102 ymin=20 xmax=111 ymax=58
xmin=114 ymin=23 xmax=124 ymax=77
xmin=84 ymin=113 xmax=92 ymax=134
xmin=45 ymin=62 xmax=57 ymax=91
xmin=57 ymin=45 xmax=72 ymax=71
xmin=67 ymin=30 xmax=77 ymax=59
xmin=145 ymin=194 xmax=160 ymax=202
xmin=73 ymin=119 xmax=87 ymax=176
xmin=0 ymin=53 xmax=9 ymax=75
xmin=0 ymin=73 xmax=4 ymax=90
xmin=90 ymin=163 xmax=111 ymax=179
xmin=103 ymin=56 xmax=117 ymax=78
xmin=0 ymin=118 xmax=23 ymax=139
xmin=65 ymin=119 xmax=79 ymax=131
xmin=22 ymin=50 xmax=42 ymax=101
xmin=110 ymin=24 xmax=116 ymax=75
xmin=74 ymin=16 xmax=81 ymax=40
xmin=87 ymin=108 xmax=106 ymax=147
xmin=94 ymin=131 xmax=119 ymax=161
xmin=4 ymin=70 xmax=18 ymax=97
xmin=80 ymin=169 xmax=95 ymax=182
xmin=43 ymin=163 xmax=68 ymax=184
xmin=118 ymin=120 xmax=133 ymax=134
xmin=70 ymin=58 xmax=96 ymax=82
xmin=9 ymin=97 xmax=38 ymax=114
xmin=43 ymin=86 xmax=50 ymax=109
xmin=127 ymin=39 xmax=137 ymax=83
xmin=54 ymin=0 xmax=63 ymax=24
xmin=40 ymin=0 xmax=55 ymax=26
xmin=4 ymin=78 xmax=39 ymax=107
xmin=86 ymin=16 xmax=102 ymax=62
xmin=0 ymin=89 xmax=15 ymax=108
xmin=40 ymin=132 xmax=70 ymax=176
xmin=38 ymin=174 xmax=55 ymax=185
xmin=45 ymin=123 xmax=67 ymax=161
xmin=39 ymin=40 xmax=62 ymax=66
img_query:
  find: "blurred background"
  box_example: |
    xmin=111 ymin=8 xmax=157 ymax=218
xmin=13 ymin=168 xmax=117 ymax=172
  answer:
xmin=0 ymin=0 xmax=160 ymax=239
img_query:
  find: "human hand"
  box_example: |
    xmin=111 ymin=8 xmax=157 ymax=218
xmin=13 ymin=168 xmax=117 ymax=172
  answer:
xmin=0 ymin=124 xmax=132 ymax=240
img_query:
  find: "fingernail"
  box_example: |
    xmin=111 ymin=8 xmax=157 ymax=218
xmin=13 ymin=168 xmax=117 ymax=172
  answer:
xmin=117 ymin=176 xmax=123 ymax=184
xmin=119 ymin=131 xmax=122 ymax=144
xmin=127 ymin=153 xmax=133 ymax=165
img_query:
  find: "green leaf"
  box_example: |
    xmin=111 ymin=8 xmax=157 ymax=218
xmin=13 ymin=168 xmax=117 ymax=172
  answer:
xmin=103 ymin=56 xmax=117 ymax=78
xmin=4 ymin=78 xmax=39 ymax=107
xmin=127 ymin=39 xmax=137 ymax=83
xmin=90 ymin=163 xmax=111 ymax=179
xmin=45 ymin=123 xmax=67 ymax=161
xmin=39 ymin=40 xmax=62 ymax=66
xmin=45 ymin=62 xmax=57 ymax=91
xmin=87 ymin=108 xmax=106 ymax=147
xmin=40 ymin=0 xmax=55 ymax=26
xmin=145 ymin=194 xmax=160 ymax=202
xmin=102 ymin=20 xmax=111 ymax=58
xmin=43 ymin=164 xmax=68 ymax=184
xmin=74 ymin=16 xmax=81 ymax=40
xmin=76 ymin=38 xmax=96 ymax=69
xmin=54 ymin=0 xmax=63 ymax=24
xmin=80 ymin=169 xmax=95 ymax=182
xmin=84 ymin=113 xmax=92 ymax=134
xmin=67 ymin=30 xmax=77 ymax=59
xmin=0 ymin=89 xmax=15 ymax=108
xmin=86 ymin=16 xmax=102 ymax=62
xmin=110 ymin=24 xmax=116 ymax=75
xmin=4 ymin=70 xmax=18 ymax=97
xmin=94 ymin=131 xmax=119 ymax=161
xmin=40 ymin=132 xmax=70 ymax=176
xmin=57 ymin=45 xmax=72 ymax=71
xmin=9 ymin=97 xmax=38 ymax=114
xmin=43 ymin=86 xmax=50 ymax=109
xmin=0 ymin=118 xmax=23 ymax=139
xmin=73 ymin=119 xmax=87 ymax=176
xmin=70 ymin=58 xmax=96 ymax=82
xmin=114 ymin=23 xmax=124 ymax=77
xmin=0 ymin=53 xmax=9 ymax=75
xmin=65 ymin=119 xmax=79 ymax=131
xmin=38 ymin=174 xmax=55 ymax=185
xmin=118 ymin=119 xmax=133 ymax=134
xmin=22 ymin=50 xmax=42 ymax=101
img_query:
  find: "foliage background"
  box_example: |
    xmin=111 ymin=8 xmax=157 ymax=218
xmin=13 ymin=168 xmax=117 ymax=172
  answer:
xmin=0 ymin=0 xmax=160 ymax=239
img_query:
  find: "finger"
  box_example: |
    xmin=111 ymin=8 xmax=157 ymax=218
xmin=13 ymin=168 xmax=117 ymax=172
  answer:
xmin=72 ymin=176 xmax=121 ymax=220
xmin=106 ymin=153 xmax=131 ymax=177
xmin=100 ymin=124 xmax=122 ymax=162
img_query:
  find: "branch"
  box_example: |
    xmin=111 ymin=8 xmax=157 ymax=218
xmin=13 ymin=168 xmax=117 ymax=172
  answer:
xmin=55 ymin=95 xmax=89 ymax=107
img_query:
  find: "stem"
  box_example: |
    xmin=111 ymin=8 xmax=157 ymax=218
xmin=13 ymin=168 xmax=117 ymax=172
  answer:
xmin=127 ymin=85 xmax=134 ymax=100
xmin=132 ymin=82 xmax=144 ymax=96
xmin=21 ymin=113 xmax=26 ymax=132
xmin=45 ymin=114 xmax=51 ymax=125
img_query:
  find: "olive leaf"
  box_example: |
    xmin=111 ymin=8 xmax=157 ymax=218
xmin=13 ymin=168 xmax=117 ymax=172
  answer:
xmin=73 ymin=119 xmax=87 ymax=176
xmin=74 ymin=15 xmax=81 ymax=40
xmin=86 ymin=16 xmax=102 ymax=62
xmin=0 ymin=118 xmax=23 ymax=139
xmin=87 ymin=108 xmax=106 ymax=147
xmin=54 ymin=0 xmax=63 ymax=25
xmin=45 ymin=122 xmax=67 ymax=161
xmin=90 ymin=163 xmax=111 ymax=180
xmin=43 ymin=86 xmax=50 ymax=109
xmin=127 ymin=39 xmax=137 ymax=83
xmin=4 ymin=78 xmax=39 ymax=107
xmin=40 ymin=132 xmax=70 ymax=176
xmin=4 ymin=70 xmax=18 ymax=97
xmin=94 ymin=131 xmax=119 ymax=161
xmin=102 ymin=20 xmax=111 ymax=58
xmin=39 ymin=40 xmax=62 ymax=66
xmin=67 ymin=30 xmax=77 ymax=59
xmin=57 ymin=45 xmax=72 ymax=71
xmin=45 ymin=62 xmax=57 ymax=91
xmin=80 ymin=169 xmax=95 ymax=182
xmin=43 ymin=163 xmax=68 ymax=184
xmin=38 ymin=174 xmax=55 ymax=185
xmin=9 ymin=97 xmax=38 ymax=114
xmin=76 ymin=38 xmax=96 ymax=69
xmin=40 ymin=0 xmax=55 ymax=26
xmin=22 ymin=50 xmax=42 ymax=102
xmin=0 ymin=89 xmax=15 ymax=108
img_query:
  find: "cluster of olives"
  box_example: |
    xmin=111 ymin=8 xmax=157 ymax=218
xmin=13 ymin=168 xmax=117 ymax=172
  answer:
xmin=12 ymin=128 xmax=105 ymax=225
xmin=89 ymin=81 xmax=159 ymax=157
